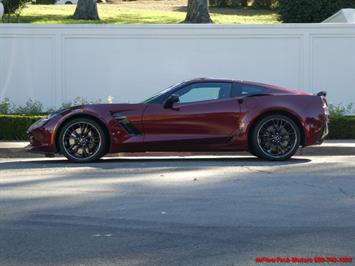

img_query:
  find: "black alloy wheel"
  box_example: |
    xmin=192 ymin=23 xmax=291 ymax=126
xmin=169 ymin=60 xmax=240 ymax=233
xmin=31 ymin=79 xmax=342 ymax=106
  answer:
xmin=59 ymin=118 xmax=107 ymax=163
xmin=251 ymin=114 xmax=301 ymax=161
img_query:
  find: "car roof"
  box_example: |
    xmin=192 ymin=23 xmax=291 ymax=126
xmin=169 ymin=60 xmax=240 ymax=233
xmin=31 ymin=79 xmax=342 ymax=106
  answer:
xmin=187 ymin=78 xmax=307 ymax=94
xmin=187 ymin=77 xmax=241 ymax=83
xmin=188 ymin=78 xmax=271 ymax=86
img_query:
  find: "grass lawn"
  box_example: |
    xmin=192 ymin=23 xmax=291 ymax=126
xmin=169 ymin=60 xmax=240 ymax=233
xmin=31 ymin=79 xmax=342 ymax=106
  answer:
xmin=9 ymin=1 xmax=279 ymax=24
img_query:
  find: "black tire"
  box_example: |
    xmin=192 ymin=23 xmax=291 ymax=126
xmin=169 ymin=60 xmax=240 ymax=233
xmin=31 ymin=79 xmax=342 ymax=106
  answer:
xmin=250 ymin=114 xmax=301 ymax=161
xmin=58 ymin=118 xmax=107 ymax=163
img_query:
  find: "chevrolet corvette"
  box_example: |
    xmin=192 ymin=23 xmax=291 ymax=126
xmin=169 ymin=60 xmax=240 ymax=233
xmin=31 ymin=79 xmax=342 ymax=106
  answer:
xmin=27 ymin=78 xmax=329 ymax=162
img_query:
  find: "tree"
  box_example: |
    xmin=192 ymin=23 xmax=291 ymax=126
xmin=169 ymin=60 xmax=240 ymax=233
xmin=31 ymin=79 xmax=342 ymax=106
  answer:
xmin=73 ymin=0 xmax=99 ymax=20
xmin=184 ymin=0 xmax=212 ymax=23
xmin=2 ymin=0 xmax=29 ymax=22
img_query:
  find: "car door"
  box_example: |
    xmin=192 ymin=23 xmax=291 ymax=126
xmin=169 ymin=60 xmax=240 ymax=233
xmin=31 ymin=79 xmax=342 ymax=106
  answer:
xmin=142 ymin=82 xmax=243 ymax=151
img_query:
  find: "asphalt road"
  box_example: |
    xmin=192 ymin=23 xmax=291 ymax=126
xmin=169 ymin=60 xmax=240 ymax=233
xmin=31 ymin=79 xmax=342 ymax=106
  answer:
xmin=0 ymin=155 xmax=355 ymax=266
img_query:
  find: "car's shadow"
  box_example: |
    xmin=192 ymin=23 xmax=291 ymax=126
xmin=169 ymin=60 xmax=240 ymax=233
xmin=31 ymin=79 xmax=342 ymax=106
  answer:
xmin=0 ymin=155 xmax=311 ymax=171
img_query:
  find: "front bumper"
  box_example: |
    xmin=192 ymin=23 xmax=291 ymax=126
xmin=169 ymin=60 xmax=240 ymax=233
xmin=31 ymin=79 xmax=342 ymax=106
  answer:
xmin=25 ymin=143 xmax=55 ymax=156
xmin=26 ymin=130 xmax=54 ymax=154
xmin=26 ymin=117 xmax=60 ymax=155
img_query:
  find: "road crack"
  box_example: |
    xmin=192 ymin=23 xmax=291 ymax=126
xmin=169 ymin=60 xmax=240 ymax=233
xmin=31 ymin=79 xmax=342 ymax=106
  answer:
xmin=338 ymin=187 xmax=355 ymax=199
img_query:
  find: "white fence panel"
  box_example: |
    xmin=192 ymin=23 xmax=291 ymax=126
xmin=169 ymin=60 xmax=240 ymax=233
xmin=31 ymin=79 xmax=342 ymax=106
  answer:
xmin=0 ymin=24 xmax=355 ymax=108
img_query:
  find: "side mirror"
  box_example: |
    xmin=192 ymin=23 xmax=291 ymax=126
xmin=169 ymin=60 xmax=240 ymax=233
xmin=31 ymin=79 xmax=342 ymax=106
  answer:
xmin=164 ymin=94 xmax=179 ymax=109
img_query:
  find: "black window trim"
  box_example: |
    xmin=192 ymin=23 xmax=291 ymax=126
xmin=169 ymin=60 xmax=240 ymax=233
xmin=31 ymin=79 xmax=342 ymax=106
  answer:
xmin=173 ymin=81 xmax=234 ymax=105
xmin=165 ymin=81 xmax=234 ymax=105
xmin=232 ymin=82 xmax=268 ymax=97
xmin=145 ymin=80 xmax=249 ymax=105
xmin=231 ymin=82 xmax=243 ymax=98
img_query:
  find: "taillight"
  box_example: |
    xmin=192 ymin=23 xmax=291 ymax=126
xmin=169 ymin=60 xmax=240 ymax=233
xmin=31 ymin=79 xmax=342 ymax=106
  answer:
xmin=321 ymin=96 xmax=329 ymax=116
xmin=321 ymin=96 xmax=328 ymax=106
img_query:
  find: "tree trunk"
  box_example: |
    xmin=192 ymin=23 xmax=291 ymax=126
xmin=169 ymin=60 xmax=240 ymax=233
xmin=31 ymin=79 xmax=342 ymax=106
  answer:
xmin=73 ymin=0 xmax=99 ymax=20
xmin=241 ymin=0 xmax=248 ymax=7
xmin=184 ymin=0 xmax=212 ymax=23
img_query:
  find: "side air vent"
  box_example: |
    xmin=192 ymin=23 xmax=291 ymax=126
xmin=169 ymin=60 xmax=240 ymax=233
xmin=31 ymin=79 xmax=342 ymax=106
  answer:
xmin=112 ymin=113 xmax=141 ymax=136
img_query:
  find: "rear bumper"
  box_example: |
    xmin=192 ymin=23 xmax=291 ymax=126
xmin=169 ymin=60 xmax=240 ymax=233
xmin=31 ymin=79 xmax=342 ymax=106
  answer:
xmin=304 ymin=113 xmax=329 ymax=147
xmin=319 ymin=121 xmax=329 ymax=144
xmin=317 ymin=121 xmax=329 ymax=144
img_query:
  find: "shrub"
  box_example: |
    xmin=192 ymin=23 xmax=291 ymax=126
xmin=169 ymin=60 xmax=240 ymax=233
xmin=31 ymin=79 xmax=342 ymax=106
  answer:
xmin=328 ymin=116 xmax=355 ymax=139
xmin=12 ymin=99 xmax=44 ymax=115
xmin=329 ymin=103 xmax=354 ymax=118
xmin=0 ymin=115 xmax=44 ymax=140
xmin=209 ymin=0 xmax=252 ymax=8
xmin=52 ymin=97 xmax=102 ymax=110
xmin=278 ymin=0 xmax=355 ymax=23
xmin=210 ymin=0 xmax=236 ymax=7
xmin=209 ymin=0 xmax=277 ymax=9
xmin=0 ymin=98 xmax=11 ymax=114
xmin=209 ymin=0 xmax=228 ymax=7
xmin=252 ymin=0 xmax=278 ymax=9
xmin=0 ymin=97 xmax=104 ymax=116
xmin=35 ymin=0 xmax=55 ymax=4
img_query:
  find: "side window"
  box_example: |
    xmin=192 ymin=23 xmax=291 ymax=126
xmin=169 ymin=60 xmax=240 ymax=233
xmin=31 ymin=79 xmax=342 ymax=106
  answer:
xmin=175 ymin=83 xmax=232 ymax=104
xmin=231 ymin=83 xmax=266 ymax=97
xmin=231 ymin=83 xmax=243 ymax=97
xmin=241 ymin=84 xmax=264 ymax=95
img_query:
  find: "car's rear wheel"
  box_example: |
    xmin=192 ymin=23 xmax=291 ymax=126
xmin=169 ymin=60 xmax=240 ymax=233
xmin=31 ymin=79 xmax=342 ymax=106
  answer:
xmin=58 ymin=118 xmax=107 ymax=163
xmin=251 ymin=114 xmax=301 ymax=161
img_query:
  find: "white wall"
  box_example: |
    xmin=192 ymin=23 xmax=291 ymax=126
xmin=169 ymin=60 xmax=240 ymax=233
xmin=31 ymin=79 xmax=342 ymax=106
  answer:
xmin=0 ymin=24 xmax=355 ymax=108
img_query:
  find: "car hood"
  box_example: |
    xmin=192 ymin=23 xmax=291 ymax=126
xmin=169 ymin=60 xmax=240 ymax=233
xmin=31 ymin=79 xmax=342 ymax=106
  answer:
xmin=75 ymin=103 xmax=148 ymax=118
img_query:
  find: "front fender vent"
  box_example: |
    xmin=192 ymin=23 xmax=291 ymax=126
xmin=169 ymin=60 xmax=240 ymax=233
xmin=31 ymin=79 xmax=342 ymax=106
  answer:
xmin=112 ymin=113 xmax=141 ymax=136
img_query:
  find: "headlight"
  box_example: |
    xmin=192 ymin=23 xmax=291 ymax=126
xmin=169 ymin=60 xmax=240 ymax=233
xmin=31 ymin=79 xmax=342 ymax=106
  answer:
xmin=27 ymin=117 xmax=50 ymax=132
xmin=27 ymin=108 xmax=69 ymax=132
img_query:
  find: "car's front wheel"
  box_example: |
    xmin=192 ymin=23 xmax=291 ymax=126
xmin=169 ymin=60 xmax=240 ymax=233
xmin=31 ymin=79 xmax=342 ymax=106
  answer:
xmin=58 ymin=118 xmax=107 ymax=163
xmin=251 ymin=114 xmax=301 ymax=161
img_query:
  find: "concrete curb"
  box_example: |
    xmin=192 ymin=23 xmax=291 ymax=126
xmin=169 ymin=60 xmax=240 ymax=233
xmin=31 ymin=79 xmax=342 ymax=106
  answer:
xmin=1 ymin=140 xmax=355 ymax=159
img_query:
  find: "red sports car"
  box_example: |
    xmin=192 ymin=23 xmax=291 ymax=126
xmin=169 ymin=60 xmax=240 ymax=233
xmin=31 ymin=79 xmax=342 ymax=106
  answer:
xmin=27 ymin=78 xmax=329 ymax=162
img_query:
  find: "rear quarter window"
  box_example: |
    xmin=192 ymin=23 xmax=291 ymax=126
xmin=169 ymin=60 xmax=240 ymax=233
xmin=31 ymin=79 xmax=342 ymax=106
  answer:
xmin=231 ymin=83 xmax=265 ymax=97
xmin=241 ymin=84 xmax=265 ymax=95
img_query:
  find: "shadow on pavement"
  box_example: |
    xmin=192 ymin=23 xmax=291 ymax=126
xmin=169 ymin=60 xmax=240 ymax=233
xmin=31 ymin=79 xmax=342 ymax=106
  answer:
xmin=298 ymin=146 xmax=355 ymax=156
xmin=0 ymin=156 xmax=311 ymax=171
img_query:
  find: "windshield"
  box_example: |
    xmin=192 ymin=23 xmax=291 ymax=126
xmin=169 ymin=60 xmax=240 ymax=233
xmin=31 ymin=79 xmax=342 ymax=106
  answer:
xmin=141 ymin=82 xmax=183 ymax=104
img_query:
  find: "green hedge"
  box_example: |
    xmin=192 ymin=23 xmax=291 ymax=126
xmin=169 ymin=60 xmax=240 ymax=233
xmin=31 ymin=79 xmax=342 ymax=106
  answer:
xmin=278 ymin=0 xmax=355 ymax=23
xmin=328 ymin=116 xmax=355 ymax=140
xmin=0 ymin=115 xmax=354 ymax=141
xmin=35 ymin=0 xmax=55 ymax=4
xmin=0 ymin=115 xmax=44 ymax=140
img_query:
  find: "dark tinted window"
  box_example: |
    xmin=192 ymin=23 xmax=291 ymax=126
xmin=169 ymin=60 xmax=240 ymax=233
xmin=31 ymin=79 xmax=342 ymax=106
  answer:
xmin=175 ymin=82 xmax=232 ymax=104
xmin=231 ymin=83 xmax=265 ymax=97
xmin=241 ymin=84 xmax=264 ymax=95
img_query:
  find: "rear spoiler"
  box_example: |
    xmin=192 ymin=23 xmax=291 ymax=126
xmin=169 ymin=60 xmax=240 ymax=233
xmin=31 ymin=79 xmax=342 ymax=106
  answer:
xmin=316 ymin=91 xmax=327 ymax=97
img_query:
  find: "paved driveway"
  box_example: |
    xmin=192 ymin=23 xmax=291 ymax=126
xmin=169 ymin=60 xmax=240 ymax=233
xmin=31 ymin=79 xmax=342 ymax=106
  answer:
xmin=0 ymin=155 xmax=354 ymax=265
